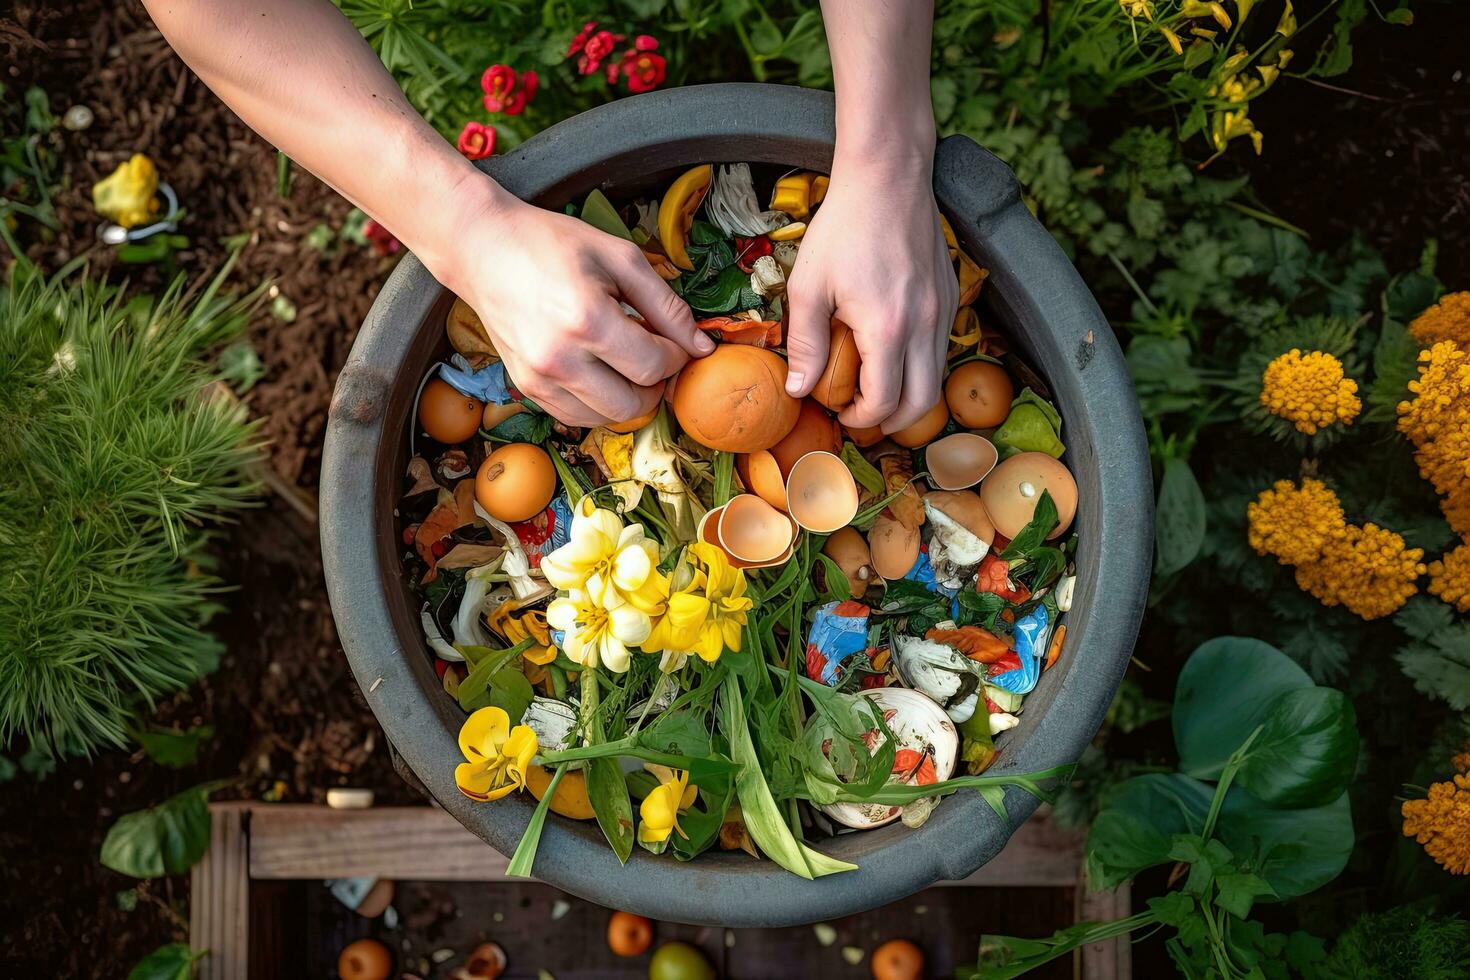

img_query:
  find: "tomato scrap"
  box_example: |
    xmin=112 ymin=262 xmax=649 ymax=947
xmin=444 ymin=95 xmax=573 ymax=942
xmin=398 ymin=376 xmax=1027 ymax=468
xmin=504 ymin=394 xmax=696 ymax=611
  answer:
xmin=925 ymin=625 xmax=1012 ymax=663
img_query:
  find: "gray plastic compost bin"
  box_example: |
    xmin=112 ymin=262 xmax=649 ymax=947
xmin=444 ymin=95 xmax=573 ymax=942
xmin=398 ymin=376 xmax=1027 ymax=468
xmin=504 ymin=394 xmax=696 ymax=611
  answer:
xmin=320 ymin=83 xmax=1152 ymax=927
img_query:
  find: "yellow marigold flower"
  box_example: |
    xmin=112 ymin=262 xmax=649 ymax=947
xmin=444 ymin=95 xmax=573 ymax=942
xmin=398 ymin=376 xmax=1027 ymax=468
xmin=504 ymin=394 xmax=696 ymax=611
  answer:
xmin=1397 ymin=341 xmax=1470 ymax=536
xmin=1260 ymin=349 xmax=1361 ymax=434
xmin=1247 ymin=478 xmax=1347 ymax=566
xmin=455 ymin=706 xmax=538 ymax=802
xmin=1409 ymin=292 xmax=1470 ymax=346
xmin=1294 ymin=522 xmax=1424 ymax=620
xmin=1401 ymin=765 xmax=1470 ymax=876
xmin=1427 ymin=542 xmax=1470 ymax=612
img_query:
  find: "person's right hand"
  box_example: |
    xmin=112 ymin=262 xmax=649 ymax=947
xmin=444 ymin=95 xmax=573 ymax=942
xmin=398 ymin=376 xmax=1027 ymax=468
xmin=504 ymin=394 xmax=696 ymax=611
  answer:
xmin=435 ymin=190 xmax=712 ymax=427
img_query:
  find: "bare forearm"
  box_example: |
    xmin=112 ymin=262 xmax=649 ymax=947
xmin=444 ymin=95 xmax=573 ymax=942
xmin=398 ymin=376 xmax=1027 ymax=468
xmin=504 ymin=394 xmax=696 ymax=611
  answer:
xmin=139 ymin=0 xmax=505 ymax=284
xmin=820 ymin=0 xmax=937 ymax=174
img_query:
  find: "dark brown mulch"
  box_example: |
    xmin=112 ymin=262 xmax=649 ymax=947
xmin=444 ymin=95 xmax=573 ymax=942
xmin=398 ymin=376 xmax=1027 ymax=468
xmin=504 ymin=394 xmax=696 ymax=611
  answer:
xmin=1 ymin=2 xmax=411 ymax=975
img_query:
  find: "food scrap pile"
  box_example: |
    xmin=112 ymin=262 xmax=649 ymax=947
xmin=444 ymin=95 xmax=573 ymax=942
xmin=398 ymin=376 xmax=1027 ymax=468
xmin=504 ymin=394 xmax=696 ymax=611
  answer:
xmin=399 ymin=163 xmax=1080 ymax=877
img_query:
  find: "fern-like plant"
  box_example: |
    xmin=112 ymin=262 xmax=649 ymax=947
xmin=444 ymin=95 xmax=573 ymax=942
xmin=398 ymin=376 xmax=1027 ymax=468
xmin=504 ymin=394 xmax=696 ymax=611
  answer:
xmin=0 ymin=262 xmax=261 ymax=758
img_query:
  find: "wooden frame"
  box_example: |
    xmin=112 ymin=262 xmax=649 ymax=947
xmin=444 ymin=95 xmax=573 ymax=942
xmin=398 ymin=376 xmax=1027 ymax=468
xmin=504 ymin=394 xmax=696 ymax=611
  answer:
xmin=191 ymin=803 xmax=1130 ymax=978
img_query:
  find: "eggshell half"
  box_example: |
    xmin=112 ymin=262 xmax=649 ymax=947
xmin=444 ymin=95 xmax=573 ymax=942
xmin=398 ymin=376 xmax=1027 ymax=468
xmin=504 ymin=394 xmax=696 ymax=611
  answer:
xmin=868 ymin=513 xmax=921 ymax=580
xmin=980 ymin=451 xmax=1078 ymax=540
xmin=769 ymin=399 xmax=842 ymax=474
xmin=717 ymin=494 xmax=796 ymax=564
xmin=784 ymin=451 xmax=859 ymax=533
xmin=925 ymin=433 xmax=999 ymax=491
xmin=923 ymin=490 xmax=995 ymax=544
xmin=822 ymin=527 xmax=874 ymax=597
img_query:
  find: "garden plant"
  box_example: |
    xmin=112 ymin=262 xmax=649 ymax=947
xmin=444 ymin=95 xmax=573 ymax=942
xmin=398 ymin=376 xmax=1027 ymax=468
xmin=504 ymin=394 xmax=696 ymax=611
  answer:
xmin=1 ymin=0 xmax=1467 ymax=976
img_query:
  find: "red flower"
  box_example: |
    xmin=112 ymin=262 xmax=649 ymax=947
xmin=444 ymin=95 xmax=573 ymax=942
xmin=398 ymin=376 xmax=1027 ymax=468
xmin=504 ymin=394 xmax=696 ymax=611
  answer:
xmin=567 ymin=21 xmax=598 ymax=57
xmin=577 ymin=29 xmax=623 ymax=75
xmin=456 ymin=121 xmax=496 ymax=160
xmin=605 ymin=59 xmax=621 ymax=85
xmin=734 ymin=234 xmax=773 ymax=272
xmin=481 ymin=64 xmax=536 ymax=115
xmin=362 ymin=219 xmax=400 ymax=257
xmin=634 ymin=34 xmax=659 ymax=52
xmin=619 ymin=49 xmax=666 ymax=93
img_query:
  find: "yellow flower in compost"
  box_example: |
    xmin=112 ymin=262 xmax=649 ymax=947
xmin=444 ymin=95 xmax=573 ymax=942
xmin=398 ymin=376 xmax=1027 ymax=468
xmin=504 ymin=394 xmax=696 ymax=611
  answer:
xmin=540 ymin=497 xmax=667 ymax=615
xmin=1409 ymin=292 xmax=1470 ymax=346
xmin=638 ymin=765 xmax=698 ymax=848
xmin=1401 ymin=759 xmax=1470 ymax=876
xmin=642 ymin=543 xmax=752 ymax=664
xmin=1260 ymin=349 xmax=1361 ymax=434
xmin=1294 ymin=523 xmax=1425 ymax=620
xmin=1427 ymin=543 xmax=1470 ymax=613
xmin=489 ymin=602 xmax=557 ymax=666
xmin=455 ymin=706 xmax=538 ymax=802
xmin=1247 ymin=478 xmax=1347 ymax=566
xmin=546 ymin=587 xmax=652 ymax=673
xmin=92 ymin=153 xmax=160 ymax=228
xmin=1397 ymin=341 xmax=1470 ymax=535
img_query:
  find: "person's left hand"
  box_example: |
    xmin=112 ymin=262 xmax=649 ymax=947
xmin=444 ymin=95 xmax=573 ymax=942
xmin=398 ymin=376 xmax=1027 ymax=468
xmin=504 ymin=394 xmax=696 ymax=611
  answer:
xmin=783 ymin=158 xmax=958 ymax=433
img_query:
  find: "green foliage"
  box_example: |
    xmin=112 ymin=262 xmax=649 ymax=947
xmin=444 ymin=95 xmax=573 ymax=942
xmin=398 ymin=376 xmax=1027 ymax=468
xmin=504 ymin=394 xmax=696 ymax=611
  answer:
xmin=0 ymin=266 xmax=262 ymax=758
xmin=0 ymin=83 xmax=61 ymax=260
xmin=1394 ymin=598 xmax=1470 ymax=711
xmin=133 ymin=724 xmax=213 ymax=769
xmin=1323 ymin=906 xmax=1470 ymax=980
xmin=127 ymin=944 xmax=205 ymax=980
xmin=101 ymin=781 xmax=223 ymax=878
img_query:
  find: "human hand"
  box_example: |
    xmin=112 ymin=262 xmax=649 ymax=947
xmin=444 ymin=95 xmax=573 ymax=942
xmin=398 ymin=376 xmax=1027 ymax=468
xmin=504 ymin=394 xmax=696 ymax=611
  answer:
xmin=783 ymin=160 xmax=958 ymax=434
xmin=437 ymin=189 xmax=712 ymax=427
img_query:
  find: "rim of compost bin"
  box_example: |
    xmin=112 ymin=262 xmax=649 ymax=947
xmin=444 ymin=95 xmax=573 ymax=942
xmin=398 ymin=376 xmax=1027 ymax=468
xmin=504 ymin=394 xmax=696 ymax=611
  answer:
xmin=321 ymin=83 xmax=1152 ymax=928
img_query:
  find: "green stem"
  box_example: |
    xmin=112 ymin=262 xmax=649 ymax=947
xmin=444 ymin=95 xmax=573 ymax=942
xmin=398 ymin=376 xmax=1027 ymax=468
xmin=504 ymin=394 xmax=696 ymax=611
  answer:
xmin=1202 ymin=725 xmax=1262 ymax=842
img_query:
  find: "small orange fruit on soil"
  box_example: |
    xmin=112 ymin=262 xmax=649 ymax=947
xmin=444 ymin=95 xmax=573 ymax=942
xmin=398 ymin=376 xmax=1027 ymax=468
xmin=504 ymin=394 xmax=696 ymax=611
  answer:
xmin=607 ymin=910 xmax=655 ymax=957
xmin=870 ymin=938 xmax=924 ymax=980
xmin=337 ymin=938 xmax=392 ymax=980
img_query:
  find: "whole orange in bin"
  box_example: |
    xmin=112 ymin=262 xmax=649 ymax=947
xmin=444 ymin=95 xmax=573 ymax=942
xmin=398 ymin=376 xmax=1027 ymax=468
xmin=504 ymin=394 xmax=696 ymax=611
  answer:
xmin=672 ymin=344 xmax=800 ymax=452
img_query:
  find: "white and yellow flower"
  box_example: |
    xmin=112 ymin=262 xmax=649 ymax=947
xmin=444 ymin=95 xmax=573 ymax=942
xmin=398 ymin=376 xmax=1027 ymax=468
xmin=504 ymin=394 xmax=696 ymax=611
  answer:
xmin=540 ymin=497 xmax=665 ymax=614
xmin=547 ymin=587 xmax=653 ymax=673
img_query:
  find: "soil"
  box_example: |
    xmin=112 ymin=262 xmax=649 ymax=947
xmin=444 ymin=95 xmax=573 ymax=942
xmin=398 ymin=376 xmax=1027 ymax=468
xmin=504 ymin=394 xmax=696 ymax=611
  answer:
xmin=1 ymin=0 xmax=1468 ymax=975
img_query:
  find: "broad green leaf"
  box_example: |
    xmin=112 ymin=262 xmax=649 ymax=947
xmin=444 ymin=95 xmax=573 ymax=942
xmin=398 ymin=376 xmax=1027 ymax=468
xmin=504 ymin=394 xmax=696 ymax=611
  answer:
xmin=1236 ymin=687 xmax=1357 ymax=808
xmin=127 ymin=944 xmax=204 ymax=980
xmin=1174 ymin=637 xmax=1313 ymax=780
xmin=135 ymin=725 xmax=213 ymax=769
xmin=1085 ymin=773 xmax=1212 ymax=889
xmin=1154 ymin=457 xmax=1206 ymax=577
xmin=578 ymin=189 xmax=633 ymax=241
xmin=102 ymin=782 xmax=222 ymax=878
xmin=1214 ymin=872 xmax=1276 ymax=919
xmin=587 ymin=756 xmax=634 ymax=864
xmin=1217 ymin=788 xmax=1353 ymax=899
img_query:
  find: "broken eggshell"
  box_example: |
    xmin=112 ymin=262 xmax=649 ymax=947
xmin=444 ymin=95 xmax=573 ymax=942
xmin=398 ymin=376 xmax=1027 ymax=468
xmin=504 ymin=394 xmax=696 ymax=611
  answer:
xmin=868 ymin=512 xmax=921 ymax=580
xmin=924 ymin=432 xmax=998 ymax=491
xmin=784 ymin=451 xmax=859 ymax=534
xmin=737 ymin=399 xmax=842 ymax=511
xmin=922 ymin=491 xmax=994 ymax=588
xmin=818 ymin=686 xmax=958 ymax=830
xmin=699 ymin=497 xmax=797 ymax=569
xmin=889 ymin=634 xmax=986 ymax=724
xmin=813 ymin=318 xmax=861 ymax=413
xmin=980 ymin=451 xmax=1078 ymax=540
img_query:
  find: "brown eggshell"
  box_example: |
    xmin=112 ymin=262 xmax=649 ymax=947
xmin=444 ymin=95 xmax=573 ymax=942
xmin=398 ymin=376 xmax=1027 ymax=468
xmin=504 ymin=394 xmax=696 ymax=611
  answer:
xmin=924 ymin=490 xmax=995 ymax=544
xmin=737 ymin=450 xmax=789 ymax=511
xmin=419 ymin=378 xmax=484 ymax=444
xmin=822 ymin=527 xmax=874 ymax=597
xmin=812 ymin=318 xmax=860 ymax=412
xmin=944 ymin=361 xmax=1014 ymax=429
xmin=476 ymin=443 xmax=557 ymax=523
xmin=868 ymin=513 xmax=922 ymax=580
xmin=717 ymin=494 xmax=796 ymax=564
xmin=980 ymin=452 xmax=1078 ymax=540
xmin=844 ymin=423 xmax=885 ymax=448
xmin=672 ymin=345 xmax=800 ymax=452
xmin=925 ymin=432 xmax=999 ymax=491
xmin=784 ymin=451 xmax=859 ymax=533
xmin=769 ymin=399 xmax=842 ymax=474
xmin=890 ymin=400 xmax=951 ymax=449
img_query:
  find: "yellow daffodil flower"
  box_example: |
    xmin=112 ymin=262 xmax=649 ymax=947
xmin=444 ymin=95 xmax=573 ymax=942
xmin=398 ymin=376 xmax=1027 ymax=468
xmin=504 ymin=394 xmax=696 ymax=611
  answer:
xmin=92 ymin=154 xmax=160 ymax=229
xmin=455 ymin=706 xmax=538 ymax=802
xmin=642 ymin=543 xmax=752 ymax=664
xmin=541 ymin=497 xmax=667 ymax=615
xmin=638 ymin=765 xmax=698 ymax=852
xmin=546 ymin=587 xmax=652 ymax=673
